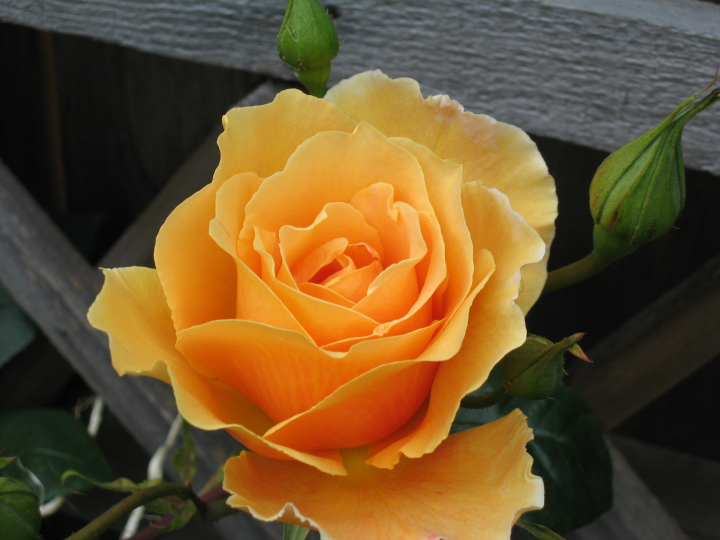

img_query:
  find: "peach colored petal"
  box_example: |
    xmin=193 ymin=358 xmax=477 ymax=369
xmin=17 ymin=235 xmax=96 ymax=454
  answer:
xmin=389 ymin=137 xmax=472 ymax=320
xmin=369 ymin=186 xmax=546 ymax=468
xmin=255 ymin=228 xmax=379 ymax=345
xmin=292 ymin=238 xmax=349 ymax=285
xmin=237 ymin=123 xmax=434 ymax=272
xmin=214 ymin=89 xmax=356 ymax=185
xmin=87 ymin=267 xmax=344 ymax=475
xmin=299 ymin=282 xmax=356 ymax=308
xmin=279 ymin=202 xmax=384 ymax=270
xmin=324 ymin=260 xmax=382 ymax=303
xmin=154 ymin=182 xmax=236 ymax=332
xmin=208 ymin=174 xmax=309 ymax=336
xmin=225 ymin=409 xmax=544 ymax=540
xmin=263 ymin=360 xmax=438 ymax=451
xmin=326 ymin=70 xmax=557 ymax=313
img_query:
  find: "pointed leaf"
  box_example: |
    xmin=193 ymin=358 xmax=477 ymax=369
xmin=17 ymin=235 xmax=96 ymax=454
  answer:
xmin=61 ymin=470 xmax=163 ymax=494
xmin=0 ymin=409 xmax=113 ymax=499
xmin=516 ymin=519 xmax=566 ymax=540
xmin=0 ymin=456 xmax=16 ymax=470
xmin=172 ymin=419 xmax=197 ymax=485
xmin=454 ymin=368 xmax=612 ymax=534
xmin=0 ymin=477 xmax=41 ymax=540
xmin=284 ymin=523 xmax=310 ymax=540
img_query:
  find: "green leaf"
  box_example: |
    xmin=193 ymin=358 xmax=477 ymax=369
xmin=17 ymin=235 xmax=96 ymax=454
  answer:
xmin=516 ymin=519 xmax=566 ymax=540
xmin=0 ymin=456 xmax=16 ymax=470
xmin=172 ymin=419 xmax=197 ymax=485
xmin=0 ymin=408 xmax=113 ymax=499
xmin=454 ymin=369 xmax=612 ymax=534
xmin=61 ymin=470 xmax=163 ymax=494
xmin=0 ymin=477 xmax=41 ymax=540
xmin=284 ymin=523 xmax=310 ymax=540
xmin=0 ymin=284 xmax=37 ymax=368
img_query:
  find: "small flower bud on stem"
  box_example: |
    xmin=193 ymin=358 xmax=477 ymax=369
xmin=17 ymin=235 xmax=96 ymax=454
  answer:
xmin=544 ymin=75 xmax=720 ymax=294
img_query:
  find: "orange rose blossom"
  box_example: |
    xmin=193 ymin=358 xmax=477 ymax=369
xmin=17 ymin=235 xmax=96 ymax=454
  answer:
xmin=88 ymin=71 xmax=557 ymax=540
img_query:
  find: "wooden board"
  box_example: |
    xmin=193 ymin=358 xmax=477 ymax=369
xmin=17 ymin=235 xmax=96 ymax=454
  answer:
xmin=570 ymin=251 xmax=720 ymax=430
xmin=568 ymin=440 xmax=689 ymax=540
xmin=612 ymin=435 xmax=720 ymax=540
xmin=2 ymin=0 xmax=720 ymax=176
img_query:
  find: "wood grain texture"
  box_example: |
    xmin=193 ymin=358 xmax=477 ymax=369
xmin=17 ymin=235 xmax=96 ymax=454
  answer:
xmin=568 ymin=440 xmax=689 ymax=540
xmin=570 ymin=252 xmax=720 ymax=430
xmin=612 ymin=435 xmax=720 ymax=540
xmin=2 ymin=0 xmax=720 ymax=175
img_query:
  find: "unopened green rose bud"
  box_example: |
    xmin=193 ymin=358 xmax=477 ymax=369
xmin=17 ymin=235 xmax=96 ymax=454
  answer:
xmin=590 ymin=81 xmax=720 ymax=261
xmin=501 ymin=333 xmax=589 ymax=400
xmin=277 ymin=0 xmax=339 ymax=98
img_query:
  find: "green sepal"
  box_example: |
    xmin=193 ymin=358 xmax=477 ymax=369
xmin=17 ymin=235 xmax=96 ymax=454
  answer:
xmin=284 ymin=523 xmax=310 ymax=540
xmin=0 ymin=456 xmax=17 ymax=470
xmin=0 ymin=477 xmax=41 ymax=540
xmin=172 ymin=419 xmax=197 ymax=486
xmin=516 ymin=519 xmax=566 ymax=540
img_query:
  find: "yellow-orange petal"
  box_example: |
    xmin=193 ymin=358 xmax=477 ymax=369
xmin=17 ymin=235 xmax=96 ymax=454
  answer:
xmin=279 ymin=202 xmax=384 ymax=271
xmin=225 ymin=409 xmax=544 ymax=540
xmin=87 ymin=266 xmax=344 ymax=475
xmin=154 ymin=182 xmax=236 ymax=332
xmin=263 ymin=360 xmax=438 ymax=451
xmin=209 ymin=174 xmax=309 ymax=335
xmin=237 ymin=123 xmax=435 ymax=271
xmin=254 ymin=227 xmax=379 ymax=346
xmin=369 ymin=186 xmax=545 ymax=468
xmin=325 ymin=260 xmax=382 ymax=303
xmin=215 ymin=89 xmax=357 ymax=185
xmin=326 ymin=70 xmax=557 ymax=313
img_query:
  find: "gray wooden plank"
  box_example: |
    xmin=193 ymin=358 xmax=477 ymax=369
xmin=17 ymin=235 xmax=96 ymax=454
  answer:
xmin=568 ymin=440 xmax=690 ymax=540
xmin=2 ymin=0 xmax=720 ymax=175
xmin=612 ymin=435 xmax=720 ymax=540
xmin=569 ymin=252 xmax=720 ymax=430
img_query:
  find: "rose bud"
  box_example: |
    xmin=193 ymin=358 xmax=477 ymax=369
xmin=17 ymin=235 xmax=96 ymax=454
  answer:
xmin=589 ymin=81 xmax=720 ymax=264
xmin=501 ymin=333 xmax=588 ymax=400
xmin=277 ymin=0 xmax=339 ymax=97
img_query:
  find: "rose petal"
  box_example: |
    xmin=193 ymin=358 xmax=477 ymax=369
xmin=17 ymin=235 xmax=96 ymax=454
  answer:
xmin=86 ymin=267 xmax=345 ymax=475
xmin=225 ymin=409 xmax=544 ymax=540
xmin=279 ymin=202 xmax=384 ymax=271
xmin=206 ymin=174 xmax=310 ymax=336
xmin=176 ymin=319 xmax=437 ymax=427
xmin=326 ymin=70 xmax=557 ymax=313
xmin=155 ymin=182 xmax=237 ymax=332
xmin=368 ymin=185 xmax=545 ymax=468
xmin=324 ymin=261 xmax=382 ymax=303
xmin=254 ymin=228 xmax=379 ymax=346
xmin=237 ymin=123 xmax=435 ymax=273
xmin=215 ymin=89 xmax=356 ymax=185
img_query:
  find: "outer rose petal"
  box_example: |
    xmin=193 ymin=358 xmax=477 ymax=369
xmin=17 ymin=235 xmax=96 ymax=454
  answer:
xmin=325 ymin=70 xmax=557 ymax=313
xmin=224 ymin=409 xmax=544 ymax=540
xmin=368 ymin=185 xmax=545 ymax=468
xmin=87 ymin=267 xmax=346 ymax=475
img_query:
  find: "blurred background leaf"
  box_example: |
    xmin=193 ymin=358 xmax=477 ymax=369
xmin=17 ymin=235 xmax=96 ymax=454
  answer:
xmin=0 ymin=408 xmax=113 ymax=500
xmin=0 ymin=285 xmax=37 ymax=369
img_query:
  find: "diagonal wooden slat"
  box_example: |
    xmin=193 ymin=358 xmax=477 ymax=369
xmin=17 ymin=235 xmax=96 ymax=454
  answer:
xmin=567 ymin=440 xmax=689 ymax=540
xmin=570 ymin=252 xmax=720 ymax=430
